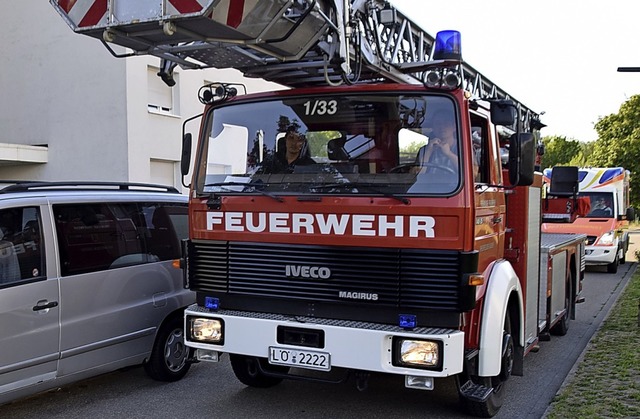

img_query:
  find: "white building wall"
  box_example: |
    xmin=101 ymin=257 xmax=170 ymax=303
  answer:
xmin=0 ymin=1 xmax=283 ymax=191
xmin=0 ymin=1 xmax=129 ymax=181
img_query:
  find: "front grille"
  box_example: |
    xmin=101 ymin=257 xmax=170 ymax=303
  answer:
xmin=586 ymin=235 xmax=597 ymax=245
xmin=189 ymin=241 xmax=469 ymax=312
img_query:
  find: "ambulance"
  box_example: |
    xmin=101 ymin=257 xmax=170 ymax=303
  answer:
xmin=543 ymin=167 xmax=634 ymax=273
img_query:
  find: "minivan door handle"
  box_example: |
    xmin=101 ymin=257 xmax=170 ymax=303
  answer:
xmin=33 ymin=301 xmax=59 ymax=311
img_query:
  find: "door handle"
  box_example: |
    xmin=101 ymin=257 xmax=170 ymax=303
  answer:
xmin=33 ymin=301 xmax=59 ymax=311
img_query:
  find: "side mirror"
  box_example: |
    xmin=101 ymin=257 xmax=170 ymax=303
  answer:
xmin=508 ymin=132 xmax=535 ymax=186
xmin=181 ymin=133 xmax=192 ymax=177
xmin=491 ymin=100 xmax=517 ymax=126
xmin=626 ymin=207 xmax=636 ymax=222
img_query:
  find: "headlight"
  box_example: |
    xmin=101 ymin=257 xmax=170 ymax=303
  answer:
xmin=189 ymin=317 xmax=223 ymax=343
xmin=393 ymin=338 xmax=442 ymax=370
xmin=597 ymin=231 xmax=616 ymax=246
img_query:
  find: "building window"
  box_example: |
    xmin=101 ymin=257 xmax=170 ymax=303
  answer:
xmin=150 ymin=159 xmax=178 ymax=188
xmin=147 ymin=66 xmax=179 ymax=115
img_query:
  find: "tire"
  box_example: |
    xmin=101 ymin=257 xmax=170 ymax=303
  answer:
xmin=620 ymin=244 xmax=627 ymax=264
xmin=459 ymin=314 xmax=513 ymax=417
xmin=607 ymin=253 xmax=619 ymax=274
xmin=551 ymin=277 xmax=572 ymax=336
xmin=230 ymin=355 xmax=288 ymax=388
xmin=144 ymin=315 xmax=191 ymax=382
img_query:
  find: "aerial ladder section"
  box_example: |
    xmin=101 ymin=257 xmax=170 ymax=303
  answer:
xmin=51 ymin=0 xmax=541 ymax=130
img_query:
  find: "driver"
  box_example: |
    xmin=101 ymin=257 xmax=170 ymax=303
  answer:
xmin=413 ymin=117 xmax=458 ymax=173
xmin=259 ymin=127 xmax=315 ymax=174
xmin=593 ymin=197 xmax=612 ymax=216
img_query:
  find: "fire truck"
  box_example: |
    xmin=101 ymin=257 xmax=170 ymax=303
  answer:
xmin=51 ymin=0 xmax=586 ymax=416
xmin=543 ymin=167 xmax=634 ymax=273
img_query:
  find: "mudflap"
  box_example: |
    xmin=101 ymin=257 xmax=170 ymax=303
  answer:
xmin=512 ymin=345 xmax=524 ymax=376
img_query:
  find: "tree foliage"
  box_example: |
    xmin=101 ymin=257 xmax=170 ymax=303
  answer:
xmin=539 ymin=135 xmax=583 ymax=170
xmin=589 ymin=94 xmax=640 ymax=209
xmin=539 ymin=94 xmax=640 ymax=209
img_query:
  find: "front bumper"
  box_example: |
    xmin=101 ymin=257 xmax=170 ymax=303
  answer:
xmin=585 ymin=245 xmax=618 ymax=265
xmin=184 ymin=305 xmax=465 ymax=378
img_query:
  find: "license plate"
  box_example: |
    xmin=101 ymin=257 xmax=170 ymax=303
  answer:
xmin=268 ymin=346 xmax=331 ymax=371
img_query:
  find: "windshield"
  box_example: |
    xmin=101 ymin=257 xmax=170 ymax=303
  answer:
xmin=195 ymin=93 xmax=460 ymax=197
xmin=582 ymin=192 xmax=614 ymax=218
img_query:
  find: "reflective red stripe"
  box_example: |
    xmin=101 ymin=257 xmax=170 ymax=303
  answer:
xmin=168 ymin=0 xmax=204 ymax=13
xmin=226 ymin=0 xmax=245 ymax=28
xmin=57 ymin=0 xmax=75 ymax=14
xmin=78 ymin=0 xmax=107 ymax=27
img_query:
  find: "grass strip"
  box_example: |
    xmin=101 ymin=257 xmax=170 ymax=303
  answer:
xmin=546 ymin=267 xmax=640 ymax=418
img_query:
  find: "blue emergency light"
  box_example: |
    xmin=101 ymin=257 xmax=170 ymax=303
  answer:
xmin=433 ymin=30 xmax=462 ymax=61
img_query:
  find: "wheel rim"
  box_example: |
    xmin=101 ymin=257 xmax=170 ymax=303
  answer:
xmin=164 ymin=328 xmax=188 ymax=372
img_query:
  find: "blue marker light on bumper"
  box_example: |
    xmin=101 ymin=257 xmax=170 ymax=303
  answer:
xmin=205 ymin=296 xmax=219 ymax=310
xmin=399 ymin=314 xmax=417 ymax=329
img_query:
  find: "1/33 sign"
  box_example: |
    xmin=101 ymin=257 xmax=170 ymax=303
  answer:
xmin=303 ymin=99 xmax=338 ymax=116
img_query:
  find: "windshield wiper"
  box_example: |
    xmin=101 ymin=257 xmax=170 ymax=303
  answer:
xmin=309 ymin=182 xmax=410 ymax=205
xmin=204 ymin=182 xmax=284 ymax=202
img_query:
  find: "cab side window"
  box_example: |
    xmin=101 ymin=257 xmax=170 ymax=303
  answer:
xmin=470 ymin=114 xmax=490 ymax=184
xmin=0 ymin=207 xmax=45 ymax=286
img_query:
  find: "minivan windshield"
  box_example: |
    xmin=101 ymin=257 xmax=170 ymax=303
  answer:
xmin=195 ymin=93 xmax=460 ymax=197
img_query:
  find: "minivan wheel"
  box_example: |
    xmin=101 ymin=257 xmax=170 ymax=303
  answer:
xmin=144 ymin=316 xmax=191 ymax=382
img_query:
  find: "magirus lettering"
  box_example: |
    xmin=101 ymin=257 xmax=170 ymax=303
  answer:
xmin=286 ymin=265 xmax=331 ymax=279
xmin=338 ymin=291 xmax=379 ymax=301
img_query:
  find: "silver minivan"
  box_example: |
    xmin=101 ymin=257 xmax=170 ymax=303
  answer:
xmin=0 ymin=182 xmax=194 ymax=405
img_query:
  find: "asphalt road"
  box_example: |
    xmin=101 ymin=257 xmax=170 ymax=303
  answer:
xmin=1 ymin=260 xmax=636 ymax=419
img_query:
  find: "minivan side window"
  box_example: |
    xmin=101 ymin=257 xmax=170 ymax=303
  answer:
xmin=0 ymin=206 xmax=45 ymax=286
xmin=140 ymin=202 xmax=188 ymax=261
xmin=53 ymin=202 xmax=187 ymax=276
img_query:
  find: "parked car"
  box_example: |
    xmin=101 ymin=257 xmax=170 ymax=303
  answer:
xmin=0 ymin=181 xmax=194 ymax=405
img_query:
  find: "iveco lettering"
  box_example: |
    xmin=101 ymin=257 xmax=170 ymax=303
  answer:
xmin=285 ymin=265 xmax=331 ymax=279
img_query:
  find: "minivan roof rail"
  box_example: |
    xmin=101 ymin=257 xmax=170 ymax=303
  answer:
xmin=0 ymin=181 xmax=181 ymax=194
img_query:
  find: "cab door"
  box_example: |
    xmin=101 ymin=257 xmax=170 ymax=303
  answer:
xmin=0 ymin=203 xmax=58 ymax=398
xmin=470 ymin=114 xmax=505 ymax=270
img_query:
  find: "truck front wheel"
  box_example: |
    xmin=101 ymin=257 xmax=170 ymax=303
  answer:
xmin=230 ymin=354 xmax=288 ymax=388
xmin=458 ymin=314 xmax=513 ymax=418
